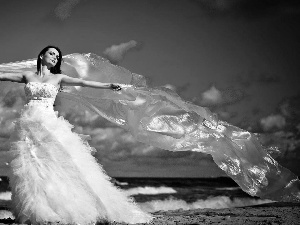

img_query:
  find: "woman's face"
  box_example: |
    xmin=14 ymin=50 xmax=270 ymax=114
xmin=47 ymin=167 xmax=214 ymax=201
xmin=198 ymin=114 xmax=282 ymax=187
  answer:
xmin=41 ymin=48 xmax=60 ymax=67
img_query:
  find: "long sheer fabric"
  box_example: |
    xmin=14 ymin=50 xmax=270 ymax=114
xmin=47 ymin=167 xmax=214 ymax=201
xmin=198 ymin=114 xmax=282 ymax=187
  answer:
xmin=1 ymin=53 xmax=299 ymax=202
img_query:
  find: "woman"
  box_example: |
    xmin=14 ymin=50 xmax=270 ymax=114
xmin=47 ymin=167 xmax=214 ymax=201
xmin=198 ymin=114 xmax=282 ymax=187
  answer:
xmin=0 ymin=46 xmax=153 ymax=224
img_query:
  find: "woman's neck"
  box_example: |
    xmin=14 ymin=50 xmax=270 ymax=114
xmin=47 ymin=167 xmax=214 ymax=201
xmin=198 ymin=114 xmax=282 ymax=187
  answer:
xmin=38 ymin=65 xmax=52 ymax=77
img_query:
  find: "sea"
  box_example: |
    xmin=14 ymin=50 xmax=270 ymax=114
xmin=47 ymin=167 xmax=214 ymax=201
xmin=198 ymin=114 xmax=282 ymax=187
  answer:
xmin=0 ymin=176 xmax=272 ymax=219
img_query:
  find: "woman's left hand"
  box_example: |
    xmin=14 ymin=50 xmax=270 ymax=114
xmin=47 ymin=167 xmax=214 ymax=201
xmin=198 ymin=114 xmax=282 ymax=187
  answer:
xmin=110 ymin=83 xmax=122 ymax=91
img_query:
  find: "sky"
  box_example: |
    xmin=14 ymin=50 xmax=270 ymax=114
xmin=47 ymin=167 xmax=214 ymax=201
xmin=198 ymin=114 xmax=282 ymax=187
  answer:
xmin=0 ymin=0 xmax=300 ymax=177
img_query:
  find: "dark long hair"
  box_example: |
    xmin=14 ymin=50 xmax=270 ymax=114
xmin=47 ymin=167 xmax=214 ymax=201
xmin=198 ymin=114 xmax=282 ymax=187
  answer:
xmin=37 ymin=46 xmax=62 ymax=74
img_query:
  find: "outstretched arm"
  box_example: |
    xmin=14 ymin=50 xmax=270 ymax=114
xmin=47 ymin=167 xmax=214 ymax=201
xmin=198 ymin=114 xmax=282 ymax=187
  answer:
xmin=60 ymin=75 xmax=122 ymax=90
xmin=0 ymin=71 xmax=26 ymax=83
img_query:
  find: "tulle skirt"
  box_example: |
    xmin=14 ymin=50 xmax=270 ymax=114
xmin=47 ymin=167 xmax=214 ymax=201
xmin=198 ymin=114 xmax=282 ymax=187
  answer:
xmin=7 ymin=102 xmax=153 ymax=224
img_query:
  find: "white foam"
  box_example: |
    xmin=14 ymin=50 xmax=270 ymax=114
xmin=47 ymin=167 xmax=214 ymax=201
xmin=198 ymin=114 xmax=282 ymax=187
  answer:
xmin=0 ymin=191 xmax=273 ymax=215
xmin=139 ymin=195 xmax=273 ymax=212
xmin=125 ymin=186 xmax=177 ymax=196
xmin=0 ymin=210 xmax=14 ymax=219
xmin=114 ymin=181 xmax=128 ymax=186
xmin=0 ymin=191 xmax=11 ymax=201
xmin=215 ymin=187 xmax=241 ymax=191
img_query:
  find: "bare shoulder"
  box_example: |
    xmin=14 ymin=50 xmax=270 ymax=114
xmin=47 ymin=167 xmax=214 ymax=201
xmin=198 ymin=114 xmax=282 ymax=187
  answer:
xmin=21 ymin=71 xmax=36 ymax=83
xmin=23 ymin=71 xmax=36 ymax=79
xmin=57 ymin=73 xmax=69 ymax=81
xmin=57 ymin=74 xmax=73 ymax=85
xmin=59 ymin=73 xmax=68 ymax=78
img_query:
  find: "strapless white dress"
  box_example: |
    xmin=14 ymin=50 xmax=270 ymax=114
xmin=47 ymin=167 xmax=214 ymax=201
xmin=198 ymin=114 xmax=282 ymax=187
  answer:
xmin=7 ymin=82 xmax=153 ymax=224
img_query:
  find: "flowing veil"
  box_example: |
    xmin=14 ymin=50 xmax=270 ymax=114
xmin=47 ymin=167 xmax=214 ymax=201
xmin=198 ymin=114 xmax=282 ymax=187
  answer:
xmin=0 ymin=53 xmax=299 ymax=202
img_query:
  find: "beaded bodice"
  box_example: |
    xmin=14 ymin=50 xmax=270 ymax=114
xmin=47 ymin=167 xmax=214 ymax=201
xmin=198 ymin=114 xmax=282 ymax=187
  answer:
xmin=24 ymin=82 xmax=58 ymax=108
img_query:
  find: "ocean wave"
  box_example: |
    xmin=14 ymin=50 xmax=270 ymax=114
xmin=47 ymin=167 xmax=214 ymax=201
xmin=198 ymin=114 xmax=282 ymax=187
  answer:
xmin=114 ymin=181 xmax=129 ymax=186
xmin=0 ymin=191 xmax=274 ymax=218
xmin=215 ymin=187 xmax=241 ymax=191
xmin=139 ymin=196 xmax=273 ymax=212
xmin=0 ymin=192 xmax=11 ymax=201
xmin=124 ymin=186 xmax=177 ymax=196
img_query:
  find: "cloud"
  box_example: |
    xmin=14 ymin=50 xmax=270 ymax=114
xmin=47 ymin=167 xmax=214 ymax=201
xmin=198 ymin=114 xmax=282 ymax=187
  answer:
xmin=197 ymin=85 xmax=246 ymax=107
xmin=162 ymin=84 xmax=177 ymax=92
xmin=256 ymin=94 xmax=300 ymax=162
xmin=0 ymin=106 xmax=22 ymax=152
xmin=251 ymin=107 xmax=262 ymax=116
xmin=0 ymin=106 xmax=18 ymax=140
xmin=234 ymin=71 xmax=281 ymax=88
xmin=54 ymin=0 xmax=81 ymax=20
xmin=62 ymin=108 xmax=159 ymax=161
xmin=192 ymin=0 xmax=300 ymax=19
xmin=260 ymin=114 xmax=286 ymax=132
xmin=297 ymin=123 xmax=300 ymax=133
xmin=200 ymin=86 xmax=222 ymax=105
xmin=255 ymin=94 xmax=300 ymax=133
xmin=160 ymin=83 xmax=191 ymax=100
xmin=215 ymin=109 xmax=237 ymax=120
xmin=277 ymin=94 xmax=300 ymax=132
xmin=0 ymin=84 xmax=25 ymax=144
xmin=103 ymin=40 xmax=139 ymax=64
xmin=258 ymin=130 xmax=300 ymax=159
xmin=279 ymin=95 xmax=300 ymax=119
xmin=1 ymin=86 xmax=26 ymax=108
xmin=274 ymin=131 xmax=300 ymax=153
xmin=176 ymin=83 xmax=191 ymax=96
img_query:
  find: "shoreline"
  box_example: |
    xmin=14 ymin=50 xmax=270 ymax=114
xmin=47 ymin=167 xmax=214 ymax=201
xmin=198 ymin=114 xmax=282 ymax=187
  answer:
xmin=1 ymin=202 xmax=300 ymax=224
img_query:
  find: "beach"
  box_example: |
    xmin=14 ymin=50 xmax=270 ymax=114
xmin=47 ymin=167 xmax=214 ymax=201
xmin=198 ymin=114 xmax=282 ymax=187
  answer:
xmin=1 ymin=202 xmax=300 ymax=224
xmin=146 ymin=202 xmax=300 ymax=225
xmin=1 ymin=177 xmax=300 ymax=224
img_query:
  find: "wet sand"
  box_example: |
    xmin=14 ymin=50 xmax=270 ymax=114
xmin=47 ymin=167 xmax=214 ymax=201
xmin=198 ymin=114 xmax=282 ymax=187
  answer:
xmin=145 ymin=202 xmax=300 ymax=225
xmin=1 ymin=202 xmax=300 ymax=225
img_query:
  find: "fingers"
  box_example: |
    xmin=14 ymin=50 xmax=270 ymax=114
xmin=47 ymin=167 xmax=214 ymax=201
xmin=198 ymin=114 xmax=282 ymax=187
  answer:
xmin=114 ymin=86 xmax=122 ymax=91
xmin=110 ymin=84 xmax=122 ymax=91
